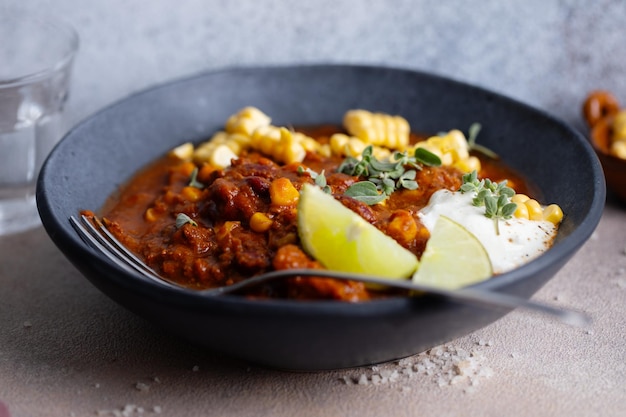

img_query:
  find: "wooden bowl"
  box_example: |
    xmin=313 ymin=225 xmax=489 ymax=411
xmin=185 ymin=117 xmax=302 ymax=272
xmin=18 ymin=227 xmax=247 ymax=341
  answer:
xmin=590 ymin=116 xmax=626 ymax=203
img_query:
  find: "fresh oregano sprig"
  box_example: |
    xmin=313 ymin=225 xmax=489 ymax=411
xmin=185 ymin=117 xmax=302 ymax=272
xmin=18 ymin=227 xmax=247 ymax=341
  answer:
xmin=340 ymin=145 xmax=441 ymax=205
xmin=297 ymin=166 xmax=331 ymax=193
xmin=188 ymin=167 xmax=204 ymax=189
xmin=459 ymin=170 xmax=517 ymax=235
xmin=466 ymin=123 xmax=499 ymax=159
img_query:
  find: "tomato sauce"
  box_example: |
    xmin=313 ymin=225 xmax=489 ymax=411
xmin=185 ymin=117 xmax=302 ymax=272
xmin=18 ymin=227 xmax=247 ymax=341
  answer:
xmin=95 ymin=126 xmax=531 ymax=301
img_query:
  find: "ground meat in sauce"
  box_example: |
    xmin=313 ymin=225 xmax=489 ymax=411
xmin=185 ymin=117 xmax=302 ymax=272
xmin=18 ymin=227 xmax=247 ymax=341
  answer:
xmin=98 ymin=127 xmax=532 ymax=301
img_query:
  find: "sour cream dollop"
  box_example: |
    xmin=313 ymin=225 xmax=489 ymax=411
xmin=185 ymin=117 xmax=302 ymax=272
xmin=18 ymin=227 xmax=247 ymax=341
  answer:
xmin=418 ymin=190 xmax=557 ymax=274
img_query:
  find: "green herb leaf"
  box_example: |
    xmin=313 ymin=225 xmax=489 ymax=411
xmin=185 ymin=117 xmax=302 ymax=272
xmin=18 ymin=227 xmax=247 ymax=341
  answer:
xmin=344 ymin=181 xmax=387 ymax=204
xmin=414 ymin=147 xmax=442 ymax=166
xmin=484 ymin=196 xmax=498 ymax=218
xmin=314 ymin=170 xmax=331 ymax=193
xmin=188 ymin=168 xmax=204 ymax=189
xmin=176 ymin=213 xmax=198 ymax=228
xmin=467 ymin=122 xmax=499 ymax=159
xmin=460 ymin=169 xmax=518 ymax=235
xmin=501 ymin=202 xmax=518 ymax=218
xmin=298 ymin=166 xmax=331 ymax=193
xmin=338 ymin=143 xmax=442 ymax=205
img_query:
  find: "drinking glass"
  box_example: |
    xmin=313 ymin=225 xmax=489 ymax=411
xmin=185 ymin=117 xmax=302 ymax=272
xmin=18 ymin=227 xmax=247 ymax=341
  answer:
xmin=0 ymin=11 xmax=78 ymax=235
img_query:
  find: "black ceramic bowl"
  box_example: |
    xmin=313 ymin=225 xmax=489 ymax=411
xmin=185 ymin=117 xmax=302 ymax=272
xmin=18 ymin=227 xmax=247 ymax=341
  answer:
xmin=37 ymin=65 xmax=605 ymax=370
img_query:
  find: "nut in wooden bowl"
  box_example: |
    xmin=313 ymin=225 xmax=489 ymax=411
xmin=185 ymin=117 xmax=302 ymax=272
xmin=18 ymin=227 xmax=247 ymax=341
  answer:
xmin=584 ymin=90 xmax=626 ymax=204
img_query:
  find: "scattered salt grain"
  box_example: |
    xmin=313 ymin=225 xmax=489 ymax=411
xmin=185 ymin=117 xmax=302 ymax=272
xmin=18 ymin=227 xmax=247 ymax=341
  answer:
xmin=95 ymin=404 xmax=161 ymax=417
xmin=23 ymin=321 xmax=32 ymax=329
xmin=192 ymin=365 xmax=200 ymax=372
xmin=340 ymin=376 xmax=353 ymax=385
xmin=341 ymin=343 xmax=493 ymax=392
xmin=357 ymin=374 xmax=369 ymax=385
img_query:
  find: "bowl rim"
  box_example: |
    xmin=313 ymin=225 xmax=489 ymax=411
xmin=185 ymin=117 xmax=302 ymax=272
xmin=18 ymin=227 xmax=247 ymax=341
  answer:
xmin=37 ymin=63 xmax=607 ymax=313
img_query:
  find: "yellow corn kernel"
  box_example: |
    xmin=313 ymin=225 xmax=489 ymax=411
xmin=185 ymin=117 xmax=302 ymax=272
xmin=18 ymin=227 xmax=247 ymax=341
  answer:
xmin=446 ymin=130 xmax=469 ymax=152
xmin=284 ymin=142 xmax=307 ymax=164
xmin=192 ymin=131 xmax=250 ymax=167
xmin=192 ymin=143 xmax=214 ymax=164
xmin=197 ymin=162 xmax=215 ymax=179
xmin=371 ymin=146 xmax=391 ymax=160
xmin=414 ymin=142 xmax=443 ymax=160
xmin=169 ymin=142 xmax=194 ymax=160
xmin=249 ymin=212 xmax=273 ymax=233
xmin=439 ymin=152 xmax=454 ymax=166
xmin=225 ymin=107 xmax=271 ymax=136
xmin=181 ymin=186 xmax=203 ymax=203
xmin=513 ymin=202 xmax=529 ymax=219
xmin=511 ymin=194 xmax=530 ymax=204
xmin=209 ymin=144 xmax=238 ymax=169
xmin=453 ymin=156 xmax=481 ymax=173
xmin=343 ymin=109 xmax=410 ymax=149
xmin=178 ymin=161 xmax=197 ymax=177
xmin=413 ymin=129 xmax=478 ymax=172
xmin=231 ymin=132 xmax=253 ymax=146
xmin=543 ymin=204 xmax=564 ymax=225
xmin=330 ymin=133 xmax=350 ymax=155
xmin=270 ymin=177 xmax=300 ymax=206
xmin=387 ymin=211 xmax=418 ymax=244
xmin=251 ymin=125 xmax=279 ymax=153
xmin=216 ymin=221 xmax=241 ymax=241
xmin=347 ymin=137 xmax=367 ymax=156
xmin=279 ymin=128 xmax=306 ymax=163
xmin=253 ymin=127 xmax=306 ymax=164
xmin=318 ymin=144 xmax=332 ymax=158
xmin=144 ymin=207 xmax=158 ymax=222
xmin=163 ymin=190 xmax=177 ymax=205
xmin=252 ymin=127 xmax=273 ymax=159
xmin=295 ymin=134 xmax=320 ymax=153
xmin=329 ymin=133 xmax=391 ymax=160
xmin=524 ymin=199 xmax=543 ymax=221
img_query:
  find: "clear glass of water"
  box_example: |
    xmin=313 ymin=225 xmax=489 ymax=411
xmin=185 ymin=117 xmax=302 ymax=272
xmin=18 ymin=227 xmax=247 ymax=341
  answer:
xmin=0 ymin=11 xmax=78 ymax=235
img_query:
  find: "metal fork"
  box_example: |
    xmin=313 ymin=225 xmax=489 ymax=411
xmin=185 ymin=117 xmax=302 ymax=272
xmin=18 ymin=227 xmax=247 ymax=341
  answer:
xmin=69 ymin=214 xmax=591 ymax=327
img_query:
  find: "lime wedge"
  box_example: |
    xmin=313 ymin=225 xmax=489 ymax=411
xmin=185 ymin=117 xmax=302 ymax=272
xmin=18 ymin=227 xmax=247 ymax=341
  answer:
xmin=412 ymin=215 xmax=493 ymax=289
xmin=297 ymin=183 xmax=419 ymax=279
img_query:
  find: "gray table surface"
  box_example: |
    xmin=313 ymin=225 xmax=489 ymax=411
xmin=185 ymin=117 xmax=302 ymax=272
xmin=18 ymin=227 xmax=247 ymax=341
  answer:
xmin=1 ymin=1 xmax=625 ymax=416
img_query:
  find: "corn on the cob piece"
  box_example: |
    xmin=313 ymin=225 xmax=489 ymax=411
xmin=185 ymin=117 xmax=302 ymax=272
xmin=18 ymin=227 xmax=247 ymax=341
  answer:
xmin=343 ymin=109 xmax=410 ymax=150
xmin=250 ymin=126 xmax=307 ymax=164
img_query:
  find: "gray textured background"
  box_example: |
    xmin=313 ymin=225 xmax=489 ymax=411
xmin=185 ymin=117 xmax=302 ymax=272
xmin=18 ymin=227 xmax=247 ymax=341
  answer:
xmin=4 ymin=0 xmax=626 ymax=136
